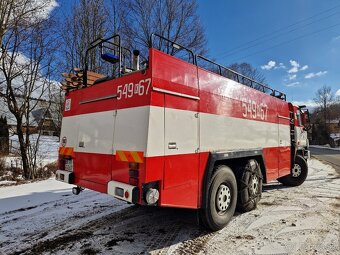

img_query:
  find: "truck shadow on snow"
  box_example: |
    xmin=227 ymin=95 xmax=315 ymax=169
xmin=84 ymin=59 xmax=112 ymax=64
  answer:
xmin=11 ymin=204 xmax=213 ymax=255
xmin=7 ymin=183 xmax=303 ymax=255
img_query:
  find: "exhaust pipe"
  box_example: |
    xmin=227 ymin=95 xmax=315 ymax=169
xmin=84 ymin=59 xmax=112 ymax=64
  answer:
xmin=132 ymin=50 xmax=140 ymax=71
xmin=72 ymin=186 xmax=84 ymax=195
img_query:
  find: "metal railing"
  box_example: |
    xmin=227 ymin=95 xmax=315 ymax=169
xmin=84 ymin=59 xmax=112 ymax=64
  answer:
xmin=149 ymin=33 xmax=286 ymax=101
xmin=149 ymin=33 xmax=196 ymax=65
xmin=195 ymin=55 xmax=286 ymax=100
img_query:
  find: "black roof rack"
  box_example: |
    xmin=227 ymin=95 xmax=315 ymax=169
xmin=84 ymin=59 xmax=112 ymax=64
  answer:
xmin=196 ymin=55 xmax=286 ymax=101
xmin=149 ymin=33 xmax=286 ymax=101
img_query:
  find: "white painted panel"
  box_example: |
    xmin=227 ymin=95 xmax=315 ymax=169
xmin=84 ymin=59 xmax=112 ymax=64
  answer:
xmin=76 ymin=111 xmax=116 ymax=154
xmin=113 ymin=106 xmax=150 ymax=153
xmin=295 ymin=126 xmax=308 ymax=148
xmin=146 ymin=106 xmax=164 ymax=157
xmin=200 ymin=113 xmax=288 ymax=152
xmin=60 ymin=116 xmax=79 ymax=148
xmin=61 ymin=106 xmax=291 ymax=157
xmin=279 ymin=124 xmax=291 ymax=147
xmin=164 ymin=108 xmax=198 ymax=155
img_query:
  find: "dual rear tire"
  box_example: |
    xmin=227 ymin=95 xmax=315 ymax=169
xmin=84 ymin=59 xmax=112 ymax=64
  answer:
xmin=199 ymin=159 xmax=263 ymax=231
xmin=199 ymin=165 xmax=237 ymax=231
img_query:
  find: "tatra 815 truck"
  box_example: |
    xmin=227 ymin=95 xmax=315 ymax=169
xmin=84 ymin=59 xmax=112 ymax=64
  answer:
xmin=56 ymin=34 xmax=310 ymax=230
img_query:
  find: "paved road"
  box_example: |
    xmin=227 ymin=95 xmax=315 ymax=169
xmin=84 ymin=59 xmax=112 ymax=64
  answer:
xmin=310 ymin=146 xmax=340 ymax=174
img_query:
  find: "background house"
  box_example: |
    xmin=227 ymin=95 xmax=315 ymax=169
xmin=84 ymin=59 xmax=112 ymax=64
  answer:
xmin=0 ymin=97 xmax=59 ymax=136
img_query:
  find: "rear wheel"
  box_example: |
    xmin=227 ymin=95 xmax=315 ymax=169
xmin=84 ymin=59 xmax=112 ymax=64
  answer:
xmin=199 ymin=165 xmax=237 ymax=231
xmin=277 ymin=155 xmax=308 ymax=186
xmin=236 ymin=159 xmax=263 ymax=212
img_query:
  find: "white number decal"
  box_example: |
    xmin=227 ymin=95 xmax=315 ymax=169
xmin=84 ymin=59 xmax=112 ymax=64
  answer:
xmin=241 ymin=98 xmax=268 ymax=121
xmin=117 ymin=86 xmax=122 ymax=100
xmin=117 ymin=78 xmax=152 ymax=100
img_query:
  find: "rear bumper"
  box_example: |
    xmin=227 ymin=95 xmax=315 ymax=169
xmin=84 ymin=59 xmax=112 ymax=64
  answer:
xmin=56 ymin=170 xmax=74 ymax=184
xmin=108 ymin=180 xmax=139 ymax=204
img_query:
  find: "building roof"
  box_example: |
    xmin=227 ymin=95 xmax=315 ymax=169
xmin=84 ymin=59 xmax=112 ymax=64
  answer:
xmin=0 ymin=97 xmax=58 ymax=127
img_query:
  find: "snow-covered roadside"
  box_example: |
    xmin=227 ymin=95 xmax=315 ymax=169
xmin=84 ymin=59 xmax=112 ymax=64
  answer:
xmin=5 ymin=134 xmax=59 ymax=167
xmin=0 ymin=159 xmax=339 ymax=255
xmin=310 ymin=145 xmax=340 ymax=151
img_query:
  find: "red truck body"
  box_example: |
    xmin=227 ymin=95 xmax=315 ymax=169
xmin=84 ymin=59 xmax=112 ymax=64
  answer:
xmin=56 ymin=35 xmax=310 ymax=230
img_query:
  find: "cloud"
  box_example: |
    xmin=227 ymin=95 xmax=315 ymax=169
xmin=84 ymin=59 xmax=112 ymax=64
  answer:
xmin=332 ymin=35 xmax=340 ymax=42
xmin=8 ymin=0 xmax=58 ymax=25
xmin=304 ymin=71 xmax=328 ymax=79
xmin=288 ymin=74 xmax=297 ymax=80
xmin=291 ymin=100 xmax=318 ymax=108
xmin=261 ymin=60 xmax=276 ymax=70
xmin=286 ymin=82 xmax=300 ymax=87
xmin=300 ymin=65 xmax=308 ymax=71
xmin=287 ymin=60 xmax=309 ymax=73
xmin=288 ymin=60 xmax=300 ymax=73
xmin=336 ymin=89 xmax=340 ymax=97
xmin=275 ymin=62 xmax=286 ymax=69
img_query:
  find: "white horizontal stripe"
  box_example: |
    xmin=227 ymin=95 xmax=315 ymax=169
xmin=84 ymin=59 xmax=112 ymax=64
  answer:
xmin=60 ymin=106 xmax=291 ymax=157
xmin=200 ymin=113 xmax=290 ymax=153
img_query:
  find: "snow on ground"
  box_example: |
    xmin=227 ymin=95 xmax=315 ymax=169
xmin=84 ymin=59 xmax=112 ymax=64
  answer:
xmin=0 ymin=159 xmax=339 ymax=255
xmin=310 ymin=145 xmax=340 ymax=151
xmin=4 ymin=135 xmax=59 ymax=169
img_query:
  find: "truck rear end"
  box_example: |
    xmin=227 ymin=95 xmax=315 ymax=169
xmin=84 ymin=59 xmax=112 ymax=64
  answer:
xmin=57 ymin=72 xmax=152 ymax=204
xmin=57 ymin=35 xmax=157 ymax=204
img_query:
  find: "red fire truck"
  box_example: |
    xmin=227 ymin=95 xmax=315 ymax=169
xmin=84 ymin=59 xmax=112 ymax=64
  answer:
xmin=56 ymin=34 xmax=310 ymax=230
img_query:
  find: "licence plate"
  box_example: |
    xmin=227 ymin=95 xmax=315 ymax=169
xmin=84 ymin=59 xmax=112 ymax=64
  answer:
xmin=115 ymin=187 xmax=124 ymax=197
xmin=65 ymin=159 xmax=73 ymax=172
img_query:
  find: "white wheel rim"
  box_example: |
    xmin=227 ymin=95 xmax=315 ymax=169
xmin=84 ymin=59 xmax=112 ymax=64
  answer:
xmin=250 ymin=175 xmax=259 ymax=195
xmin=216 ymin=184 xmax=231 ymax=212
xmin=292 ymin=164 xmax=302 ymax=177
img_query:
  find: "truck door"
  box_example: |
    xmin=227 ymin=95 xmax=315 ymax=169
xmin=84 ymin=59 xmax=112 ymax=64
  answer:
xmin=163 ymin=95 xmax=199 ymax=208
xmin=76 ymin=99 xmax=117 ymax=185
xmin=278 ymin=102 xmax=291 ymax=177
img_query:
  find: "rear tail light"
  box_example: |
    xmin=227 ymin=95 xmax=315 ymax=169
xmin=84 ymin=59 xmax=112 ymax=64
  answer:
xmin=129 ymin=177 xmax=138 ymax=186
xmin=128 ymin=162 xmax=139 ymax=170
xmin=129 ymin=163 xmax=139 ymax=186
xmin=58 ymin=156 xmax=65 ymax=170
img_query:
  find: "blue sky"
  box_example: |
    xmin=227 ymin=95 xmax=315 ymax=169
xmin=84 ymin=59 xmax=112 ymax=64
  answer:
xmin=52 ymin=1 xmax=339 ymax=106
xmin=197 ymin=0 xmax=340 ymax=106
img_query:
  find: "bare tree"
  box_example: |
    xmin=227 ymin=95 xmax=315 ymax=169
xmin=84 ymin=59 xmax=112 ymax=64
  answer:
xmin=60 ymin=0 xmax=110 ymax=74
xmin=313 ymin=85 xmax=335 ymax=126
xmin=228 ymin=63 xmax=266 ymax=84
xmin=0 ymin=0 xmax=57 ymax=179
xmin=118 ymin=0 xmax=207 ymax=58
xmin=60 ymin=0 xmax=207 ymax=75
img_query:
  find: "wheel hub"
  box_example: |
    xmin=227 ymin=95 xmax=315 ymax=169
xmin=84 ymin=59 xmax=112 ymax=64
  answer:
xmin=292 ymin=164 xmax=302 ymax=177
xmin=216 ymin=184 xmax=231 ymax=212
xmin=250 ymin=175 xmax=259 ymax=195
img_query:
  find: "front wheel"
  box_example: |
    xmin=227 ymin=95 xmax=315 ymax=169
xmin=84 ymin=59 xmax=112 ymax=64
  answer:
xmin=277 ymin=155 xmax=308 ymax=186
xmin=199 ymin=165 xmax=237 ymax=231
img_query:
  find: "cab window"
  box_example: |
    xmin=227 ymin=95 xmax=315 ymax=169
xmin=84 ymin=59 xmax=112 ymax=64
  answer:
xmin=296 ymin=111 xmax=302 ymax=126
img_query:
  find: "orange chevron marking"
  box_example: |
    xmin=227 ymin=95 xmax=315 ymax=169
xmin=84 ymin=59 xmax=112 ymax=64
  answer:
xmin=116 ymin=150 xmax=144 ymax=163
xmin=59 ymin=147 xmax=74 ymax=156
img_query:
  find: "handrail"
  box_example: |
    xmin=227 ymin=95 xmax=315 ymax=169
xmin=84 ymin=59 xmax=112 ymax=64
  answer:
xmin=84 ymin=34 xmax=121 ymax=87
xmin=149 ymin=33 xmax=196 ymax=65
xmin=196 ymin=55 xmax=286 ymax=100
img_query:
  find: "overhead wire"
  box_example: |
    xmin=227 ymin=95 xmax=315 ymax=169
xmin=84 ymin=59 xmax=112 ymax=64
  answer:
xmin=215 ymin=11 xmax=340 ymax=60
xmin=232 ymin=21 xmax=340 ymax=62
xmin=211 ymin=3 xmax=340 ymax=60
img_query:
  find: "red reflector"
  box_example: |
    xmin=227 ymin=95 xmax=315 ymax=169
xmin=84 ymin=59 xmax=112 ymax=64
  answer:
xmin=129 ymin=177 xmax=138 ymax=186
xmin=124 ymin=191 xmax=129 ymax=199
xmin=58 ymin=157 xmax=65 ymax=170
